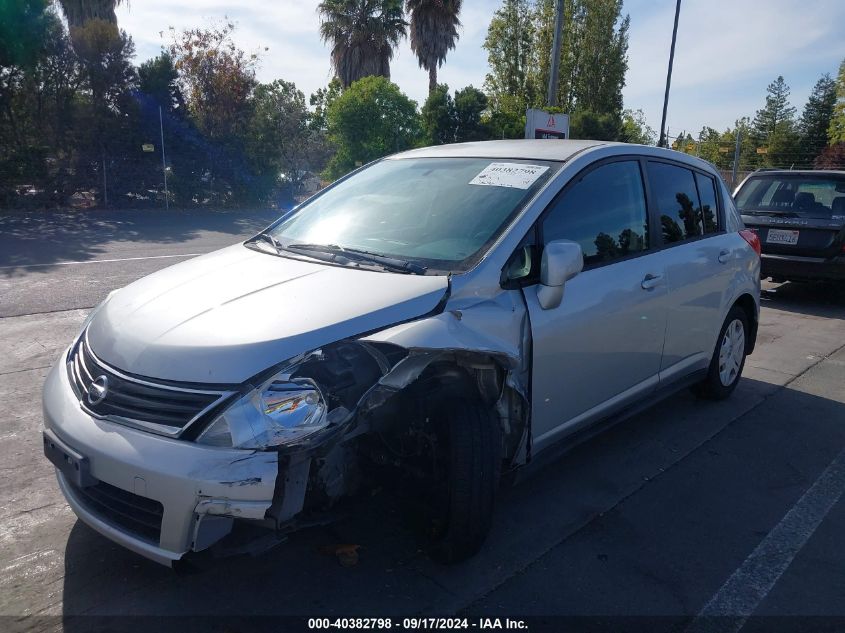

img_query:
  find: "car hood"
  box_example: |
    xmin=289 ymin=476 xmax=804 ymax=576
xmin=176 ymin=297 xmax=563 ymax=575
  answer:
xmin=86 ymin=244 xmax=449 ymax=383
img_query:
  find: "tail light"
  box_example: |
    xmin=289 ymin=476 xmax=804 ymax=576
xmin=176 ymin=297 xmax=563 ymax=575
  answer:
xmin=739 ymin=229 xmax=761 ymax=257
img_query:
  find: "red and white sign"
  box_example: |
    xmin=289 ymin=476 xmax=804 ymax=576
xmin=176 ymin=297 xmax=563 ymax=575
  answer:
xmin=525 ymin=109 xmax=570 ymax=140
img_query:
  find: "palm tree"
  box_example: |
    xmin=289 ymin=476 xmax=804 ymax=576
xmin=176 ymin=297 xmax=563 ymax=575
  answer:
xmin=406 ymin=0 xmax=462 ymax=94
xmin=318 ymin=0 xmax=407 ymax=88
xmin=57 ymin=0 xmax=123 ymax=29
xmin=57 ymin=0 xmax=124 ymax=49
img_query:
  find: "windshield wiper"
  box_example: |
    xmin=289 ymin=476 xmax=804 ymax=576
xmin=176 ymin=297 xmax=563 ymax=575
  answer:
xmin=250 ymin=232 xmax=283 ymax=254
xmin=741 ymin=210 xmax=799 ymax=218
xmin=286 ymin=243 xmax=427 ymax=275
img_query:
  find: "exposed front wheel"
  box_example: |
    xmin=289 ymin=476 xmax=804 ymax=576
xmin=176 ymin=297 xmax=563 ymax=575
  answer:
xmin=425 ymin=396 xmax=501 ymax=563
xmin=692 ymin=306 xmax=749 ymax=400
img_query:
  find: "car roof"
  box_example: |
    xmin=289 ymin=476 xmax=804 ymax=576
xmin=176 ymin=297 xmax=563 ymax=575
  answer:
xmin=746 ymin=169 xmax=845 ymax=176
xmin=390 ymin=139 xmax=615 ymax=162
xmin=389 ymin=140 xmax=725 ymax=175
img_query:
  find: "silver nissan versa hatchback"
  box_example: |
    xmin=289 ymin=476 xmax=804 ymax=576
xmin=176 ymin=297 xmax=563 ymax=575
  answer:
xmin=42 ymin=140 xmax=761 ymax=566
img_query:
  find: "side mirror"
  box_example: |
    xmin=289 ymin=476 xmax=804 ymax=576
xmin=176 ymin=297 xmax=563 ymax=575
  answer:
xmin=536 ymin=240 xmax=583 ymax=309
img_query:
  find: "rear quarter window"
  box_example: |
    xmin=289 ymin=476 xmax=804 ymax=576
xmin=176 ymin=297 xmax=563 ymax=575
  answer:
xmin=646 ymin=161 xmax=705 ymax=244
xmin=695 ymin=172 xmax=721 ymax=233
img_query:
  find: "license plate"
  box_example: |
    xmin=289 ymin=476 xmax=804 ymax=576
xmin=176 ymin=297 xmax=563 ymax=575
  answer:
xmin=766 ymin=229 xmax=799 ymax=245
xmin=43 ymin=429 xmax=96 ymax=488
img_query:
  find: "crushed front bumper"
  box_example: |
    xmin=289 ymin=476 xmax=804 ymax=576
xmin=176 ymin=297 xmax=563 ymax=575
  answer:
xmin=42 ymin=356 xmax=279 ymax=566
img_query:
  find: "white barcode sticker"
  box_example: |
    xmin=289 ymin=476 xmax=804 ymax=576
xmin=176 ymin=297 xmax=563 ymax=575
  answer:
xmin=469 ymin=163 xmax=549 ymax=189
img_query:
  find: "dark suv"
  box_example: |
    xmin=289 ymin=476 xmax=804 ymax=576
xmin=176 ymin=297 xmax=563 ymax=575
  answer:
xmin=734 ymin=170 xmax=845 ymax=282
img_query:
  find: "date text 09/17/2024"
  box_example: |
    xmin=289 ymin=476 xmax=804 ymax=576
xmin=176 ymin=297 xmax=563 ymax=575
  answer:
xmin=307 ymin=618 xmax=529 ymax=630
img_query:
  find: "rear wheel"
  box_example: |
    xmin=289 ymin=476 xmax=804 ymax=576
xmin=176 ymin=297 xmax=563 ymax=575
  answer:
xmin=692 ymin=306 xmax=749 ymax=400
xmin=425 ymin=396 xmax=501 ymax=563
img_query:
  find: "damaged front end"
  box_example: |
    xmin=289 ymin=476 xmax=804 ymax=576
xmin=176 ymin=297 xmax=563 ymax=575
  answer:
xmin=195 ymin=288 xmax=534 ymax=559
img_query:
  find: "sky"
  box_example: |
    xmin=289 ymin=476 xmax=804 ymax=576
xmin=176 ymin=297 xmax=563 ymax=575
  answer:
xmin=115 ymin=0 xmax=845 ymax=139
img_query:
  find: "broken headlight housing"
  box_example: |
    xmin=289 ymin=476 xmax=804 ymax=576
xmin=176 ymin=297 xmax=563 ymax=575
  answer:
xmin=196 ymin=342 xmax=398 ymax=450
xmin=197 ymin=368 xmax=328 ymax=449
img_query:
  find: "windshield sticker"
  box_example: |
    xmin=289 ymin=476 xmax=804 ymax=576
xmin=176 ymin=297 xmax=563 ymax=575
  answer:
xmin=469 ymin=163 xmax=549 ymax=189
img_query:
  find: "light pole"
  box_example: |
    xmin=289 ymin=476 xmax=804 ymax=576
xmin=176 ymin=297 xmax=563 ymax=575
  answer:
xmin=732 ymin=128 xmax=742 ymax=187
xmin=159 ymin=106 xmax=169 ymax=211
xmin=546 ymin=0 xmax=565 ymax=108
xmin=658 ymin=0 xmax=682 ymax=148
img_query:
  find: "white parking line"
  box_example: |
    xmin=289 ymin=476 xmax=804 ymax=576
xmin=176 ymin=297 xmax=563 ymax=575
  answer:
xmin=0 ymin=252 xmax=205 ymax=270
xmin=685 ymin=445 xmax=845 ymax=633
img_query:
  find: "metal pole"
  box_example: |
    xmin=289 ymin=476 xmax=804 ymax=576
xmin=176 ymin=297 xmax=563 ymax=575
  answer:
xmin=732 ymin=128 xmax=742 ymax=187
xmin=658 ymin=0 xmax=682 ymax=148
xmin=546 ymin=0 xmax=565 ymax=107
xmin=159 ymin=106 xmax=169 ymax=211
xmin=102 ymin=149 xmax=108 ymax=208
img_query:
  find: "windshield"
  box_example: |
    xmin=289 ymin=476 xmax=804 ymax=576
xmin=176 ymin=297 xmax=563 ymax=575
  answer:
xmin=735 ymin=174 xmax=845 ymax=220
xmin=262 ymin=157 xmax=559 ymax=273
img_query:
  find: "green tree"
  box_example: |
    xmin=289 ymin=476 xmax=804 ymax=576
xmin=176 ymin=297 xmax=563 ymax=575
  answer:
xmin=421 ymin=83 xmax=455 ymax=144
xmin=752 ymin=76 xmax=796 ymax=135
xmin=484 ymin=92 xmax=526 ymax=139
xmin=732 ymin=118 xmax=761 ymax=173
xmin=169 ymin=22 xmax=259 ymax=203
xmin=406 ymin=0 xmax=462 ymax=94
xmin=324 ymin=75 xmax=419 ymax=179
xmin=829 ymin=58 xmax=845 ymax=144
xmin=570 ymin=110 xmax=619 ymax=140
xmin=0 ymin=0 xmax=51 ymax=68
xmin=751 ymin=76 xmax=799 ymax=168
xmin=798 ymin=73 xmax=836 ymax=167
xmin=693 ymin=126 xmax=731 ymax=169
xmin=249 ymin=79 xmax=328 ymax=199
xmin=309 ymin=78 xmax=343 ymax=134
xmin=484 ymin=0 xmax=629 ymax=139
xmin=318 ymin=0 xmax=407 ymax=88
xmin=169 ymin=22 xmax=258 ymax=142
xmin=138 ymin=52 xmax=183 ymax=113
xmin=620 ymin=108 xmax=655 ymax=145
xmin=454 ymin=85 xmax=491 ymax=142
xmin=69 ymin=20 xmax=140 ymax=205
xmin=0 ymin=8 xmax=82 ymax=206
xmin=483 ymin=0 xmax=537 ymax=116
xmin=532 ymin=0 xmax=629 ymax=116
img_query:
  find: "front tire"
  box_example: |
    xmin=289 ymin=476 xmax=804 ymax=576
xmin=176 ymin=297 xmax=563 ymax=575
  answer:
xmin=692 ymin=306 xmax=749 ymax=400
xmin=426 ymin=396 xmax=501 ymax=564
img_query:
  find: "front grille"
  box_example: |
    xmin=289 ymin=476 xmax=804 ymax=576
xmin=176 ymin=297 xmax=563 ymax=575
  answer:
xmin=67 ymin=335 xmax=233 ymax=437
xmin=72 ymin=480 xmax=164 ymax=544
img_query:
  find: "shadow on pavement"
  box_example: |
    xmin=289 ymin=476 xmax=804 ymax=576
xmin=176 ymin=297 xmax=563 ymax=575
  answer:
xmin=761 ymin=280 xmax=845 ymax=318
xmin=0 ymin=208 xmax=281 ymax=277
xmin=57 ymin=375 xmax=845 ymax=626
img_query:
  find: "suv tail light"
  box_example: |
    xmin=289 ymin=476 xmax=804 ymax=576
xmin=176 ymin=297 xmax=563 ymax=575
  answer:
xmin=739 ymin=229 xmax=761 ymax=257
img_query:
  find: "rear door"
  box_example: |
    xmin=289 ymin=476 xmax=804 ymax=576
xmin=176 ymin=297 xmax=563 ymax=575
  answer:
xmin=645 ymin=160 xmax=733 ymax=381
xmin=734 ymin=173 xmax=845 ymax=258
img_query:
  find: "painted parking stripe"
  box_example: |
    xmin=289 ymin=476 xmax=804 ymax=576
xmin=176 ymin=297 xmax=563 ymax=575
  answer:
xmin=685 ymin=445 xmax=845 ymax=633
xmin=0 ymin=252 xmax=205 ymax=270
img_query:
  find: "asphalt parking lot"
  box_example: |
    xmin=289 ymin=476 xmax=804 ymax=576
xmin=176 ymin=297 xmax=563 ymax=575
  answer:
xmin=1 ymin=209 xmax=844 ymax=632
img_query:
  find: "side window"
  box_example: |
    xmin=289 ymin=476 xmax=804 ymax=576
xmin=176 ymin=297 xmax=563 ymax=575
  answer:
xmin=695 ymin=172 xmax=720 ymax=233
xmin=542 ymin=161 xmax=649 ymax=267
xmin=647 ymin=162 xmax=703 ymax=244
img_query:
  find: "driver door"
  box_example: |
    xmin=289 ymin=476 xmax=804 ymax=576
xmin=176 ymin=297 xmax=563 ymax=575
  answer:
xmin=522 ymin=159 xmax=669 ymax=452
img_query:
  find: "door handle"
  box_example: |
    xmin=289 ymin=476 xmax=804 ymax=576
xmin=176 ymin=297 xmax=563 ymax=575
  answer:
xmin=641 ymin=273 xmax=664 ymax=290
xmin=718 ymin=250 xmax=730 ymax=264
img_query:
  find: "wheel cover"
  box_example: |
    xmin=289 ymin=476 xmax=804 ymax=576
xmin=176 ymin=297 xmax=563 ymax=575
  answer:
xmin=718 ymin=319 xmax=746 ymax=387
